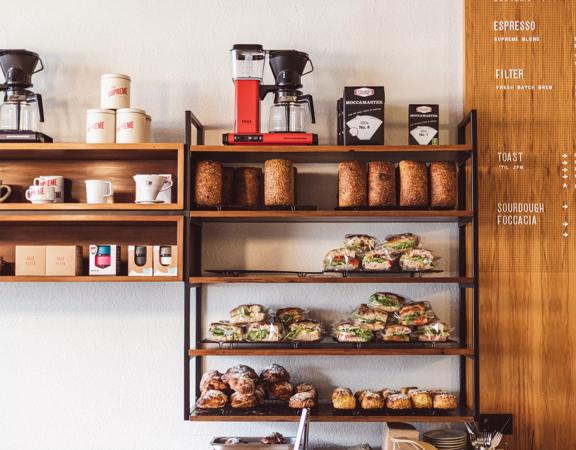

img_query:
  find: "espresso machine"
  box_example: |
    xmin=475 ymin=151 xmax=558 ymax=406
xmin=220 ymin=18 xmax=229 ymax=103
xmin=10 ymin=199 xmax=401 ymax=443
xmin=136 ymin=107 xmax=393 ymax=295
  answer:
xmin=0 ymin=49 xmax=52 ymax=142
xmin=223 ymin=44 xmax=317 ymax=145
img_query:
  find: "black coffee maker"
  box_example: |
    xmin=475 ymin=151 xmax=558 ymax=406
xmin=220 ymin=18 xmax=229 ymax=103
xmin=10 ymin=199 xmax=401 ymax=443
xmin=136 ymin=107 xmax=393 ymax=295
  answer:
xmin=0 ymin=49 xmax=52 ymax=142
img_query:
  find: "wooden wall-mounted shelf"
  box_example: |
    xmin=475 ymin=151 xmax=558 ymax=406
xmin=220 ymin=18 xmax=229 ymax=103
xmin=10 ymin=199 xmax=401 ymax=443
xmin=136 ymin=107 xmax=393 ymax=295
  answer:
xmin=0 ymin=143 xmax=184 ymax=210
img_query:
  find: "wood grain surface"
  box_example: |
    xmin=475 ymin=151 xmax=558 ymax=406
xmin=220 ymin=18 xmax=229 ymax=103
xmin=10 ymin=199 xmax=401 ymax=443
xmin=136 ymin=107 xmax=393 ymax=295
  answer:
xmin=466 ymin=2 xmax=575 ymax=448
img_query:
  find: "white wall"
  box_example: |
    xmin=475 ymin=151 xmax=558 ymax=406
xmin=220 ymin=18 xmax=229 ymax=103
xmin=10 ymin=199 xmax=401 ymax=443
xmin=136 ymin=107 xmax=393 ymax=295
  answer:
xmin=0 ymin=1 xmax=464 ymax=449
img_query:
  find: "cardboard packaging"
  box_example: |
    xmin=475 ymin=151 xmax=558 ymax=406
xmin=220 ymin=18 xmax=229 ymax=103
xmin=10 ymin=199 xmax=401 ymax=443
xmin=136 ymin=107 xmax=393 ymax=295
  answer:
xmin=339 ymin=86 xmax=385 ymax=145
xmin=409 ymin=104 xmax=439 ymax=145
xmin=15 ymin=245 xmax=46 ymax=276
xmin=128 ymin=245 xmax=153 ymax=276
xmin=45 ymin=246 xmax=83 ymax=276
xmin=153 ymin=245 xmax=178 ymax=276
xmin=89 ymin=244 xmax=121 ymax=275
xmin=382 ymin=422 xmax=420 ymax=450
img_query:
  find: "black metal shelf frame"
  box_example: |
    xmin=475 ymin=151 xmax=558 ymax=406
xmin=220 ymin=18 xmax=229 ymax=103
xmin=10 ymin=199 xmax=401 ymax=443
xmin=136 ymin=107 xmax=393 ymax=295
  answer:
xmin=183 ymin=110 xmax=480 ymax=421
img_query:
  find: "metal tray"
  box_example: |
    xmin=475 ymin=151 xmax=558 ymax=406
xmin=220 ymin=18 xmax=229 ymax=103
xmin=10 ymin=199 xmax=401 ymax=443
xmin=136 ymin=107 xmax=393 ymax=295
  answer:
xmin=211 ymin=437 xmax=297 ymax=450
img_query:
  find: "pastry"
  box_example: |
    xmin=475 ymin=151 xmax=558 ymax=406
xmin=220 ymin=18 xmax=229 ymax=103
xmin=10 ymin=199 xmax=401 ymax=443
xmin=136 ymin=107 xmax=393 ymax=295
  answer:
xmin=332 ymin=387 xmax=356 ymax=410
xmin=196 ymin=389 xmax=227 ymax=409
xmin=368 ymin=292 xmax=405 ymax=312
xmin=323 ymin=248 xmax=361 ymax=272
xmin=398 ymin=303 xmax=431 ymax=327
xmin=226 ymin=375 xmax=256 ymax=395
xmin=234 ymin=167 xmax=263 ymax=208
xmin=338 ymin=161 xmax=367 ymax=208
xmin=334 ymin=321 xmax=374 ymax=342
xmin=381 ymin=233 xmax=420 ymax=253
xmin=380 ymin=324 xmax=412 ymax=342
xmin=399 ymin=248 xmax=436 ymax=271
xmin=284 ymin=320 xmax=323 ymax=342
xmin=430 ymin=162 xmax=457 ymax=209
xmin=276 ymin=307 xmax=306 ymax=325
xmin=194 ymin=160 xmax=222 ymax=207
xmin=386 ymin=393 xmax=412 ymax=410
xmin=222 ymin=166 xmax=235 ymax=206
xmin=208 ymin=321 xmax=244 ymax=342
xmin=399 ymin=160 xmax=428 ymax=207
xmin=260 ymin=364 xmax=290 ymax=384
xmin=264 ymin=159 xmax=294 ymax=206
xmin=410 ymin=390 xmax=433 ymax=409
xmin=224 ymin=364 xmax=258 ymax=380
xmin=199 ymin=370 xmax=227 ymax=393
xmin=229 ymin=304 xmax=266 ymax=324
xmin=245 ymin=321 xmax=284 ymax=342
xmin=433 ymin=393 xmax=458 ymax=410
xmin=380 ymin=388 xmax=400 ymax=402
xmin=401 ymin=386 xmax=419 ymax=395
xmin=230 ymin=392 xmax=258 ymax=409
xmin=417 ymin=321 xmax=451 ymax=342
xmin=261 ymin=433 xmax=287 ymax=445
xmin=368 ymin=161 xmax=397 ymax=207
xmin=342 ymin=234 xmax=377 ymax=256
xmin=288 ymin=391 xmax=316 ymax=409
xmin=296 ymin=383 xmax=318 ymax=400
xmin=268 ymin=381 xmax=294 ymax=401
xmin=360 ymin=390 xmax=384 ymax=410
xmin=429 ymin=389 xmax=448 ymax=398
xmin=362 ymin=247 xmax=397 ymax=271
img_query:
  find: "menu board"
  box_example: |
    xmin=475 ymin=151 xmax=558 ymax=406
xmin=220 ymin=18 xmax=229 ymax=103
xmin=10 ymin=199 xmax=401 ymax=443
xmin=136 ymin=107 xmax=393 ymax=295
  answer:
xmin=465 ymin=1 xmax=575 ymax=448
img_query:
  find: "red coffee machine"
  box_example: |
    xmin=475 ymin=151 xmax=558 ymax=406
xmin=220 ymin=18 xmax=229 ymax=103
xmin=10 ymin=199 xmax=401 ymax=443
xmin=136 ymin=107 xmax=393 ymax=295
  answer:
xmin=223 ymin=44 xmax=317 ymax=145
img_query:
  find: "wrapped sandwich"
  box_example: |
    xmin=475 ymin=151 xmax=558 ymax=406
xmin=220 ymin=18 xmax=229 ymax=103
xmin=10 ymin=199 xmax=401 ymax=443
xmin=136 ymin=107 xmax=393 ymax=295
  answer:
xmin=323 ymin=248 xmax=361 ymax=272
xmin=208 ymin=321 xmax=244 ymax=342
xmin=397 ymin=302 xmax=433 ymax=327
xmin=379 ymin=324 xmax=412 ymax=342
xmin=416 ymin=321 xmax=451 ymax=342
xmin=399 ymin=248 xmax=437 ymax=271
xmin=276 ymin=307 xmax=306 ymax=325
xmin=342 ymin=234 xmax=377 ymax=256
xmin=245 ymin=321 xmax=284 ymax=342
xmin=361 ymin=247 xmax=397 ymax=271
xmin=230 ymin=304 xmax=266 ymax=324
xmin=368 ymin=292 xmax=405 ymax=312
xmin=334 ymin=320 xmax=374 ymax=342
xmin=351 ymin=304 xmax=388 ymax=331
xmin=381 ymin=233 xmax=420 ymax=253
xmin=284 ymin=320 xmax=323 ymax=342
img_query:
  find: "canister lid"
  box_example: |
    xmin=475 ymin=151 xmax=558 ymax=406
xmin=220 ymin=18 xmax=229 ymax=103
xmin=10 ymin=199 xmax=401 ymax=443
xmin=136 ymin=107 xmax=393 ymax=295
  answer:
xmin=116 ymin=108 xmax=146 ymax=115
xmin=86 ymin=108 xmax=116 ymax=115
xmin=101 ymin=73 xmax=131 ymax=81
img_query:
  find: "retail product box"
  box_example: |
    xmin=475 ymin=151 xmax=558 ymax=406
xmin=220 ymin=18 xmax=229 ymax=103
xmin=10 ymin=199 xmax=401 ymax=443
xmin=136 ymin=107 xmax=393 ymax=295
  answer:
xmin=89 ymin=244 xmax=121 ymax=276
xmin=409 ymin=104 xmax=439 ymax=145
xmin=341 ymin=86 xmax=385 ymax=145
xmin=15 ymin=245 xmax=46 ymax=276
xmin=153 ymin=245 xmax=178 ymax=276
xmin=45 ymin=246 xmax=83 ymax=276
xmin=382 ymin=422 xmax=420 ymax=450
xmin=128 ymin=245 xmax=153 ymax=276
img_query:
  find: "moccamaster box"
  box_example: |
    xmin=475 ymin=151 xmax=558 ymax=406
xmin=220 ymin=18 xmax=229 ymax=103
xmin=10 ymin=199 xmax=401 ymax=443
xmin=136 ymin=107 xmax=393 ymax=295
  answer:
xmin=341 ymin=86 xmax=385 ymax=145
xmin=153 ymin=245 xmax=178 ymax=276
xmin=409 ymin=104 xmax=439 ymax=145
xmin=15 ymin=245 xmax=46 ymax=276
xmin=89 ymin=244 xmax=121 ymax=276
xmin=128 ymin=245 xmax=153 ymax=276
xmin=45 ymin=246 xmax=83 ymax=276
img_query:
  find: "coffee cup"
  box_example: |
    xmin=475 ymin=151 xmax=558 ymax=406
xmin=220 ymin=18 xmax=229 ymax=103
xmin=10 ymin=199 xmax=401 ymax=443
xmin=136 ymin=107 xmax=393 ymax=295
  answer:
xmin=133 ymin=174 xmax=173 ymax=203
xmin=25 ymin=185 xmax=56 ymax=204
xmin=33 ymin=176 xmax=64 ymax=203
xmin=0 ymin=180 xmax=12 ymax=203
xmin=85 ymin=180 xmax=114 ymax=204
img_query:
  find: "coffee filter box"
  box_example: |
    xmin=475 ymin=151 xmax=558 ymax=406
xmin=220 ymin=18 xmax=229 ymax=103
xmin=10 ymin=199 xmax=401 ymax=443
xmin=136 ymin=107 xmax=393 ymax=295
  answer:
xmin=338 ymin=86 xmax=385 ymax=145
xmin=409 ymin=104 xmax=439 ymax=145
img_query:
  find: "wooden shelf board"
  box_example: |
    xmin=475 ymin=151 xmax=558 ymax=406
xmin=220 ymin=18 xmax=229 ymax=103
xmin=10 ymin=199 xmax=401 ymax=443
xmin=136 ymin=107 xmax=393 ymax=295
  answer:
xmin=189 ymin=276 xmax=474 ymax=286
xmin=0 ymin=214 xmax=183 ymax=222
xmin=189 ymin=347 xmax=475 ymax=357
xmin=189 ymin=404 xmax=474 ymax=423
xmin=0 ymin=276 xmax=182 ymax=282
xmin=190 ymin=144 xmax=472 ymax=163
xmin=0 ymin=203 xmax=183 ymax=211
xmin=189 ymin=210 xmax=473 ymax=223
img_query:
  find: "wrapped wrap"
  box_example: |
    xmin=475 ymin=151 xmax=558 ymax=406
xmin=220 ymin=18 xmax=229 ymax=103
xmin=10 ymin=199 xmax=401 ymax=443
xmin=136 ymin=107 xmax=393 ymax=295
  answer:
xmin=381 ymin=233 xmax=420 ymax=253
xmin=245 ymin=321 xmax=284 ymax=342
xmin=276 ymin=307 xmax=307 ymax=325
xmin=229 ymin=304 xmax=266 ymax=324
xmin=283 ymin=320 xmax=323 ymax=342
xmin=395 ymin=301 xmax=435 ymax=327
xmin=414 ymin=321 xmax=452 ymax=342
xmin=208 ymin=321 xmax=244 ymax=342
xmin=367 ymin=292 xmax=405 ymax=312
xmin=379 ymin=324 xmax=412 ymax=342
xmin=342 ymin=234 xmax=377 ymax=256
xmin=362 ymin=247 xmax=397 ymax=271
xmin=333 ymin=320 xmax=374 ymax=342
xmin=399 ymin=248 xmax=437 ymax=271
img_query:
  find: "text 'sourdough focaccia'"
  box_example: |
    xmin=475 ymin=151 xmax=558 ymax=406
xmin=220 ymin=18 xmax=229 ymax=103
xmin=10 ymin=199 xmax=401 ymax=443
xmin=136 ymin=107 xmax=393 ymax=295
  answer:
xmin=264 ymin=159 xmax=294 ymax=206
xmin=430 ymin=161 xmax=457 ymax=209
xmin=234 ymin=167 xmax=262 ymax=207
xmin=194 ymin=160 xmax=223 ymax=206
xmin=399 ymin=160 xmax=428 ymax=207
xmin=368 ymin=161 xmax=396 ymax=207
xmin=338 ymin=161 xmax=367 ymax=207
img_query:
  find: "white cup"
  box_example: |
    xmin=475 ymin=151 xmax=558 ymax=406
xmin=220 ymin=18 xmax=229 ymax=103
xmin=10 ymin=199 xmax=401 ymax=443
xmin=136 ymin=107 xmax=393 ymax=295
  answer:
xmin=133 ymin=174 xmax=173 ymax=203
xmin=85 ymin=180 xmax=114 ymax=204
xmin=25 ymin=185 xmax=56 ymax=204
xmin=33 ymin=175 xmax=64 ymax=203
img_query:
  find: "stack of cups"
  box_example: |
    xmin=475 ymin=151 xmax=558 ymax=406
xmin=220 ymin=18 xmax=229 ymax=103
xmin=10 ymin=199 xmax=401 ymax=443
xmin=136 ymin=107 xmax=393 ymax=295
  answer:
xmin=86 ymin=74 xmax=151 ymax=143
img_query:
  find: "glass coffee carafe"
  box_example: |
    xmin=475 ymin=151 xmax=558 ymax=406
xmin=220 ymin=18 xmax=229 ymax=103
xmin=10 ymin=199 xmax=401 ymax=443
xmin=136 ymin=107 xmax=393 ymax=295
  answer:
xmin=0 ymin=94 xmax=43 ymax=131
xmin=269 ymin=91 xmax=315 ymax=133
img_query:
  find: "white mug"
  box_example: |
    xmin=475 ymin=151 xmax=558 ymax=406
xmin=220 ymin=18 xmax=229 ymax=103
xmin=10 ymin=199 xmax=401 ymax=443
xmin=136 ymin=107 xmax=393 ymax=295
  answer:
xmin=85 ymin=180 xmax=114 ymax=204
xmin=133 ymin=174 xmax=173 ymax=203
xmin=33 ymin=175 xmax=64 ymax=203
xmin=25 ymin=185 xmax=56 ymax=204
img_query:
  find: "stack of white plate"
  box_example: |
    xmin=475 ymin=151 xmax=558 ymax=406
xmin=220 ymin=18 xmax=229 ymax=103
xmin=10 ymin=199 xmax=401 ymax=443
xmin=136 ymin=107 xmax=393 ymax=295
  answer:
xmin=423 ymin=430 xmax=468 ymax=450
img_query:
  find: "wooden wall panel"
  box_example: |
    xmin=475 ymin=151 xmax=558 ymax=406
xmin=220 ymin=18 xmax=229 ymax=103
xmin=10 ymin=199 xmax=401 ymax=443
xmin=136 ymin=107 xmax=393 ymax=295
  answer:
xmin=466 ymin=1 xmax=576 ymax=449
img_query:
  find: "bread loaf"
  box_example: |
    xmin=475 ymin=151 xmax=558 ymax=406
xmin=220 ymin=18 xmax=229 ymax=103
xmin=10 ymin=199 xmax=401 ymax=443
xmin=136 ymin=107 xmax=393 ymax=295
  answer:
xmin=338 ymin=161 xmax=367 ymax=208
xmin=368 ymin=161 xmax=396 ymax=207
xmin=221 ymin=167 xmax=235 ymax=206
xmin=264 ymin=159 xmax=294 ymax=206
xmin=194 ymin=160 xmax=222 ymax=206
xmin=234 ymin=167 xmax=262 ymax=208
xmin=430 ymin=162 xmax=457 ymax=209
xmin=399 ymin=161 xmax=428 ymax=207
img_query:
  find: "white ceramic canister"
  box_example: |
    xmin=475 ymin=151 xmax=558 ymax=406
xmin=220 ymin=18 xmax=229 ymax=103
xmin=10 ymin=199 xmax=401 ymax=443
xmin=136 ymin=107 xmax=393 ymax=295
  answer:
xmin=100 ymin=73 xmax=131 ymax=109
xmin=116 ymin=108 xmax=147 ymax=143
xmin=86 ymin=109 xmax=116 ymax=143
xmin=145 ymin=114 xmax=152 ymax=142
